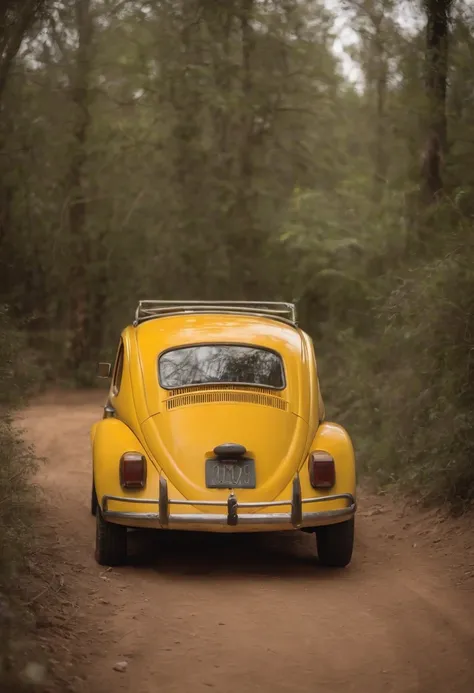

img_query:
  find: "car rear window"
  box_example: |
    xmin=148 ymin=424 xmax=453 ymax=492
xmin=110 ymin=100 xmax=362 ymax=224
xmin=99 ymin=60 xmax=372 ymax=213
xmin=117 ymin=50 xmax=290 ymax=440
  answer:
xmin=158 ymin=344 xmax=285 ymax=390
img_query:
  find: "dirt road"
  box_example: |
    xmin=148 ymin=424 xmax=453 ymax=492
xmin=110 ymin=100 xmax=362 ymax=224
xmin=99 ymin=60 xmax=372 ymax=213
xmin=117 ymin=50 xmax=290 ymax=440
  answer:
xmin=21 ymin=391 xmax=474 ymax=693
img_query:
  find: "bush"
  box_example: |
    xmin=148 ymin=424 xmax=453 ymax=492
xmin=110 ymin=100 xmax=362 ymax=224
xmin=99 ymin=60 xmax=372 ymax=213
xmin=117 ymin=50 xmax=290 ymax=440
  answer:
xmin=0 ymin=308 xmax=40 ymax=683
xmin=318 ymin=208 xmax=474 ymax=510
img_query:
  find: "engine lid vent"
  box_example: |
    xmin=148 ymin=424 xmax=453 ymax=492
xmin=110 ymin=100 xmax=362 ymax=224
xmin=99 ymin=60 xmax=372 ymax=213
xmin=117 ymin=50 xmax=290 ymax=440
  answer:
xmin=166 ymin=388 xmax=288 ymax=411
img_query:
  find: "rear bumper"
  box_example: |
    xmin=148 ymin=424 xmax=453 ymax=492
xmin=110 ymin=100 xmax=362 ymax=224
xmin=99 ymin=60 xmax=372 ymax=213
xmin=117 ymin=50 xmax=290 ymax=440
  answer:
xmin=101 ymin=476 xmax=356 ymax=532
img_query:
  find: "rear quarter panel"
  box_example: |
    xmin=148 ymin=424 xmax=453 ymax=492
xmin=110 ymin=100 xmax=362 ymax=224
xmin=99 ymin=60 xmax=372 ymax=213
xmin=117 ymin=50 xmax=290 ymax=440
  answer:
xmin=305 ymin=421 xmax=356 ymax=511
xmin=92 ymin=418 xmax=160 ymax=514
xmin=263 ymin=421 xmax=356 ymax=516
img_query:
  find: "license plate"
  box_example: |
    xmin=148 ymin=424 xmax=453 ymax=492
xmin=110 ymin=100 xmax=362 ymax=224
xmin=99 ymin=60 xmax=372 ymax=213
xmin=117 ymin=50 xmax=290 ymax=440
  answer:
xmin=205 ymin=458 xmax=256 ymax=489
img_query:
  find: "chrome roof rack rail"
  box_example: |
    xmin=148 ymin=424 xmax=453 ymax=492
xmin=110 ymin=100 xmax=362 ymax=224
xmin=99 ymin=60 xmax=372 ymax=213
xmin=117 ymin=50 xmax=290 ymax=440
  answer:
xmin=133 ymin=300 xmax=297 ymax=327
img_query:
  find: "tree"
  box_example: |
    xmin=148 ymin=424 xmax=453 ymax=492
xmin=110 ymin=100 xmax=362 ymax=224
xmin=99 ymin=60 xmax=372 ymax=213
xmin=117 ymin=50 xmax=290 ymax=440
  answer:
xmin=0 ymin=1 xmax=51 ymax=99
xmin=342 ymin=1 xmax=400 ymax=202
xmin=0 ymin=1 xmax=53 ymax=327
xmin=66 ymin=0 xmax=95 ymax=371
xmin=421 ymin=0 xmax=453 ymax=201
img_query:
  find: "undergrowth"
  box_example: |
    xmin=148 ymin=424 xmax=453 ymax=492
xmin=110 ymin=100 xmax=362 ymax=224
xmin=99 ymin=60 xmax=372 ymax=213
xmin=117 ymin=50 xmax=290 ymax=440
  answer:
xmin=0 ymin=308 xmax=42 ymax=687
xmin=318 ymin=204 xmax=474 ymax=511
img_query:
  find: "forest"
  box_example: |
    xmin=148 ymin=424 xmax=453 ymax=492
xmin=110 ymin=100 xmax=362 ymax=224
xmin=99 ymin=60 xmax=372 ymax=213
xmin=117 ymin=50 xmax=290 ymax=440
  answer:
xmin=1 ymin=0 xmax=473 ymax=684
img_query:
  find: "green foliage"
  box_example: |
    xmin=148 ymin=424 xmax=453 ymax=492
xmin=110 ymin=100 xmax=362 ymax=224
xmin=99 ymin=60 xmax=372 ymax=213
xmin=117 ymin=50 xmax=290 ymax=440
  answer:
xmin=317 ymin=206 xmax=474 ymax=511
xmin=370 ymin=217 xmax=474 ymax=507
xmin=0 ymin=308 xmax=40 ymax=679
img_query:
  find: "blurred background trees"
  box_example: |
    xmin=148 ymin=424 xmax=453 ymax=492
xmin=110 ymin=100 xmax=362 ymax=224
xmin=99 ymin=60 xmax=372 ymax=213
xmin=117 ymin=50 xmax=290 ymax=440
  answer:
xmin=0 ymin=0 xmax=473 ymax=506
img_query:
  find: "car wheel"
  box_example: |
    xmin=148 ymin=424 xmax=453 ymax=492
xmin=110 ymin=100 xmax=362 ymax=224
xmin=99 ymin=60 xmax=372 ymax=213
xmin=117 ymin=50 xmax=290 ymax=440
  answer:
xmin=95 ymin=508 xmax=127 ymax=567
xmin=315 ymin=518 xmax=354 ymax=568
xmin=91 ymin=483 xmax=98 ymax=516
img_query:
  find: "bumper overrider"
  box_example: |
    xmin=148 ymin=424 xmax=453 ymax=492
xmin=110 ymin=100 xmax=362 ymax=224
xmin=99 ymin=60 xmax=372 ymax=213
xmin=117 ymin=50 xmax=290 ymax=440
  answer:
xmin=102 ymin=476 xmax=356 ymax=530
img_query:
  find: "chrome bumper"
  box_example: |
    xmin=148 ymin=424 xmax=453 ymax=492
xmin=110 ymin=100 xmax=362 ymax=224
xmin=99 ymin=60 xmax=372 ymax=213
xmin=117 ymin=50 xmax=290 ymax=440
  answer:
xmin=102 ymin=476 xmax=356 ymax=530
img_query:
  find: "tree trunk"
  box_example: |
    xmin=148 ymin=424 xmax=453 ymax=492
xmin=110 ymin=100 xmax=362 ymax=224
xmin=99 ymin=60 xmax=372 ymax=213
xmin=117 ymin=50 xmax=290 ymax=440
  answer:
xmin=0 ymin=1 xmax=50 ymax=304
xmin=231 ymin=0 xmax=261 ymax=298
xmin=420 ymin=0 xmax=452 ymax=202
xmin=372 ymin=31 xmax=388 ymax=202
xmin=67 ymin=0 xmax=94 ymax=373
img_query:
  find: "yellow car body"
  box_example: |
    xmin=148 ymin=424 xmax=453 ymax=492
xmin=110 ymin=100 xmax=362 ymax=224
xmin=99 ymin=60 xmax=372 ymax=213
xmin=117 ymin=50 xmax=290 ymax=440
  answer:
xmin=91 ymin=301 xmax=356 ymax=567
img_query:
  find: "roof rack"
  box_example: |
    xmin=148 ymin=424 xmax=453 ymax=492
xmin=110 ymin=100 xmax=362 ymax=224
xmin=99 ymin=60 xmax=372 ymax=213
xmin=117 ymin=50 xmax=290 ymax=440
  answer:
xmin=133 ymin=300 xmax=297 ymax=327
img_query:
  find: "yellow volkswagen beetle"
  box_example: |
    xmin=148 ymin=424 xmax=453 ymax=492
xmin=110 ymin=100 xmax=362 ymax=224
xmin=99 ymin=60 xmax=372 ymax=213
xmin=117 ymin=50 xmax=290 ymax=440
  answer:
xmin=91 ymin=301 xmax=356 ymax=568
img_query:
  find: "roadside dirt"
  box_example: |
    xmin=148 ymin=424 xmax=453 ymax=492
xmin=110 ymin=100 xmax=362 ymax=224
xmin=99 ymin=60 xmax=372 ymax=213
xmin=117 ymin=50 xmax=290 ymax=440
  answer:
xmin=18 ymin=390 xmax=474 ymax=693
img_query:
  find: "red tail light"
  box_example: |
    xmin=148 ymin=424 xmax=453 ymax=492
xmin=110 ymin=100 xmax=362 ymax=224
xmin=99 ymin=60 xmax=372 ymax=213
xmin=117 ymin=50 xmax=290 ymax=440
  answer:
xmin=309 ymin=451 xmax=335 ymax=489
xmin=120 ymin=452 xmax=147 ymax=489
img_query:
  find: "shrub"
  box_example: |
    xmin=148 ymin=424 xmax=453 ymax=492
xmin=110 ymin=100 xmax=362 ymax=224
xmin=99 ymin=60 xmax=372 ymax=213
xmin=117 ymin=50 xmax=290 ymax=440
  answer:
xmin=0 ymin=308 xmax=40 ymax=683
xmin=318 ymin=209 xmax=474 ymax=510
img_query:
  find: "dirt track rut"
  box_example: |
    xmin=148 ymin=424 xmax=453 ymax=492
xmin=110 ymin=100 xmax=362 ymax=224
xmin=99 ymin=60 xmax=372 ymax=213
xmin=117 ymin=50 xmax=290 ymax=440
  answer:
xmin=22 ymin=391 xmax=474 ymax=693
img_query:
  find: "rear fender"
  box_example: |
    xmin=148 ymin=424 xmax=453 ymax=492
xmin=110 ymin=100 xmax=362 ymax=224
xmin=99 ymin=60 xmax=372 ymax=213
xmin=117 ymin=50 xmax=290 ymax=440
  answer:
xmin=310 ymin=422 xmax=356 ymax=483
xmin=270 ymin=421 xmax=356 ymax=515
xmin=308 ymin=421 xmax=356 ymax=501
xmin=92 ymin=418 xmax=160 ymax=513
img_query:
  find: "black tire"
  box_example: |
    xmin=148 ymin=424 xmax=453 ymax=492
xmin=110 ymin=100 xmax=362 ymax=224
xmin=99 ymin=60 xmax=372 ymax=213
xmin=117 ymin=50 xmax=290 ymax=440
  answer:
xmin=95 ymin=508 xmax=127 ymax=567
xmin=316 ymin=518 xmax=354 ymax=568
xmin=91 ymin=483 xmax=98 ymax=516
